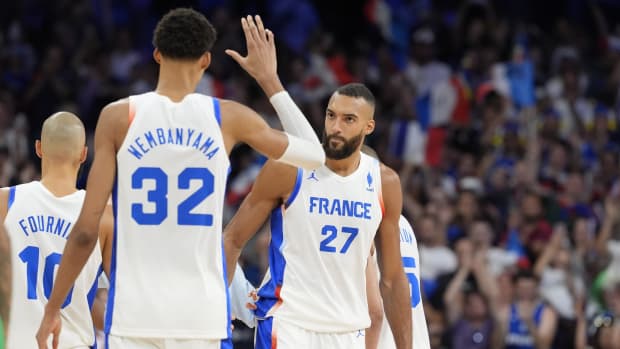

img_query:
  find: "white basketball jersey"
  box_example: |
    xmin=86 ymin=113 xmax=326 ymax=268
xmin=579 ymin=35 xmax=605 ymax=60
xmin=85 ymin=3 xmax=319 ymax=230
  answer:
xmin=378 ymin=215 xmax=431 ymax=349
xmin=5 ymin=181 xmax=101 ymax=349
xmin=109 ymin=92 xmax=231 ymax=338
xmin=256 ymin=153 xmax=383 ymax=332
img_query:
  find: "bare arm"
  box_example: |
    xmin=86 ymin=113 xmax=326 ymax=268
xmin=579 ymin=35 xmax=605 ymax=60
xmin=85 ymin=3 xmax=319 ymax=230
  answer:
xmin=471 ymin=250 xmax=499 ymax=303
xmin=375 ymin=165 xmax=412 ymax=349
xmin=91 ymin=289 xmax=107 ymax=332
xmin=596 ymin=198 xmax=620 ymax=255
xmin=0 ymin=224 xmax=10 ymax=334
xmin=223 ymin=160 xmax=296 ymax=284
xmin=98 ymin=204 xmax=114 ymax=278
xmin=534 ymin=225 xmax=565 ymax=277
xmin=37 ymin=100 xmax=126 ymax=348
xmin=443 ymin=265 xmax=469 ymax=325
xmin=365 ymin=253 xmax=384 ymax=349
xmin=492 ymin=306 xmax=510 ymax=349
xmin=533 ymin=307 xmax=557 ymax=349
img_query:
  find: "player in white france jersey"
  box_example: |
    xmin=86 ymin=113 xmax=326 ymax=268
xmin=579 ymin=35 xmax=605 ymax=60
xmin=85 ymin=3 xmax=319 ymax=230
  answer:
xmin=37 ymin=9 xmax=324 ymax=349
xmin=224 ymin=83 xmax=412 ymax=349
xmin=0 ymin=112 xmax=109 ymax=348
xmin=366 ymin=215 xmax=431 ymax=349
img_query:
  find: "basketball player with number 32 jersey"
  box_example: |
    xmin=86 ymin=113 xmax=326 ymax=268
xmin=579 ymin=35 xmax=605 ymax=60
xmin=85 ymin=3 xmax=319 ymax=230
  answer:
xmin=37 ymin=10 xmax=324 ymax=349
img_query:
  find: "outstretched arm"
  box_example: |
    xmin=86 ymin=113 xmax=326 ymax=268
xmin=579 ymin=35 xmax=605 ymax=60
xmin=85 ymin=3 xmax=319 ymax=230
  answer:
xmin=223 ymin=15 xmax=324 ymax=170
xmin=375 ymin=165 xmax=412 ymax=349
xmin=223 ymin=160 xmax=297 ymax=284
xmin=36 ymin=101 xmax=125 ymax=348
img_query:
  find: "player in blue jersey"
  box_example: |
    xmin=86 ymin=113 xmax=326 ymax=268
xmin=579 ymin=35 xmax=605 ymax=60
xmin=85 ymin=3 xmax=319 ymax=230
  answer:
xmin=224 ymin=83 xmax=412 ymax=349
xmin=499 ymin=269 xmax=557 ymax=349
xmin=37 ymin=9 xmax=324 ymax=349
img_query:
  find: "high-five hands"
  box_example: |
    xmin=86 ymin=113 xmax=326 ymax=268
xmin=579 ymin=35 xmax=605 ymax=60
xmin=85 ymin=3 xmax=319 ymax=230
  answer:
xmin=226 ymin=15 xmax=277 ymax=83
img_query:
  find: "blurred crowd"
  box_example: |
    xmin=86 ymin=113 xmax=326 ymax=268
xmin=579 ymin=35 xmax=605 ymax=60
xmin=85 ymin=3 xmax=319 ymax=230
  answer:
xmin=1 ymin=0 xmax=620 ymax=348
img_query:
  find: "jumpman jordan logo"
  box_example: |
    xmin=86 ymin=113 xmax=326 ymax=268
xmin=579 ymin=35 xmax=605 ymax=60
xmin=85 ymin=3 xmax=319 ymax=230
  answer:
xmin=307 ymin=171 xmax=319 ymax=181
xmin=356 ymin=330 xmax=365 ymax=338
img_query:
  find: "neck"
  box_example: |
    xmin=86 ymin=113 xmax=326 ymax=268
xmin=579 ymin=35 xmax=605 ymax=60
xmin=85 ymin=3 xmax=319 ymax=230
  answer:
xmin=155 ymin=62 xmax=201 ymax=102
xmin=325 ymin=150 xmax=362 ymax=176
xmin=40 ymin=159 xmax=79 ymax=197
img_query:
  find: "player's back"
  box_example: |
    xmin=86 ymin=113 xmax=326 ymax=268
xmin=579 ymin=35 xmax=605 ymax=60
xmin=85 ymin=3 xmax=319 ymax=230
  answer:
xmin=110 ymin=92 xmax=231 ymax=338
xmin=378 ymin=215 xmax=431 ymax=349
xmin=6 ymin=181 xmax=101 ymax=348
xmin=256 ymin=153 xmax=383 ymax=332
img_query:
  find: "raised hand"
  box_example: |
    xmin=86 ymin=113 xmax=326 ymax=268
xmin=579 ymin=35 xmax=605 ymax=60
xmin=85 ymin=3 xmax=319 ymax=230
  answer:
xmin=225 ymin=15 xmax=277 ymax=84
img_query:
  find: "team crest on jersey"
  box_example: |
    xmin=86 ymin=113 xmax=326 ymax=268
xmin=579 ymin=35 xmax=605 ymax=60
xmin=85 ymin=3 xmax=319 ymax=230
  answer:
xmin=366 ymin=172 xmax=374 ymax=192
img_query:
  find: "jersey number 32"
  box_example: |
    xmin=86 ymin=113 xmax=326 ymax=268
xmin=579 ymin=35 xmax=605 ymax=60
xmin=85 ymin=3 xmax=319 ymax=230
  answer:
xmin=131 ymin=167 xmax=214 ymax=226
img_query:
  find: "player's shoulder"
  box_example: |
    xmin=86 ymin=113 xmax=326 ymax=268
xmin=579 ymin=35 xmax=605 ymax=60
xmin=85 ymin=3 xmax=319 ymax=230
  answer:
xmin=379 ymin=162 xmax=400 ymax=188
xmin=217 ymin=98 xmax=250 ymax=117
xmin=99 ymin=98 xmax=130 ymax=123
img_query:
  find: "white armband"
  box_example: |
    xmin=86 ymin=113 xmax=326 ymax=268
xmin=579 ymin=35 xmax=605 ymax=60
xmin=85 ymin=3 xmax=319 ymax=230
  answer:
xmin=277 ymin=134 xmax=325 ymax=170
xmin=269 ymin=91 xmax=321 ymax=144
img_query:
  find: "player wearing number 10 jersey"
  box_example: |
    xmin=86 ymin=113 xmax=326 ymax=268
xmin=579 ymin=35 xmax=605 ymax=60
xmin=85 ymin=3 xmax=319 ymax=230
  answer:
xmin=37 ymin=9 xmax=324 ymax=349
xmin=224 ymin=83 xmax=412 ymax=349
xmin=1 ymin=113 xmax=106 ymax=348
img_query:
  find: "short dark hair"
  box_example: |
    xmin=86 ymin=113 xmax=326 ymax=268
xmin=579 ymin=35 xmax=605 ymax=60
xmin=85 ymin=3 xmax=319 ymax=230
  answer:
xmin=335 ymin=83 xmax=376 ymax=107
xmin=512 ymin=268 xmax=539 ymax=283
xmin=153 ymin=8 xmax=217 ymax=60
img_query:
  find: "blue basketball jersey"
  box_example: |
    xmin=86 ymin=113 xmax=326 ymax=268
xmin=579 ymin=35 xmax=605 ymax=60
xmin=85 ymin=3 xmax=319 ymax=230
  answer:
xmin=505 ymin=302 xmax=545 ymax=349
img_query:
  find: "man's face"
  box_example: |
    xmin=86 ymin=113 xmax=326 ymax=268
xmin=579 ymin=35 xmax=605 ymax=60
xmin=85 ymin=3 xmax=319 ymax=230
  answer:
xmin=515 ymin=277 xmax=538 ymax=302
xmin=322 ymin=93 xmax=374 ymax=160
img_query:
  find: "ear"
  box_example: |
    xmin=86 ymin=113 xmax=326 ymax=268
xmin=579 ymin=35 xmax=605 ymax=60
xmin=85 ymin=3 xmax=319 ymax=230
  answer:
xmin=79 ymin=146 xmax=88 ymax=164
xmin=153 ymin=49 xmax=162 ymax=65
xmin=200 ymin=52 xmax=211 ymax=70
xmin=365 ymin=119 xmax=375 ymax=135
xmin=35 ymin=140 xmax=42 ymax=159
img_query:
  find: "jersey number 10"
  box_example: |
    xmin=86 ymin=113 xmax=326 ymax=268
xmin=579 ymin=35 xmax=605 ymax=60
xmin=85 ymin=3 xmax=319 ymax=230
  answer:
xmin=19 ymin=246 xmax=73 ymax=308
xmin=131 ymin=167 xmax=214 ymax=226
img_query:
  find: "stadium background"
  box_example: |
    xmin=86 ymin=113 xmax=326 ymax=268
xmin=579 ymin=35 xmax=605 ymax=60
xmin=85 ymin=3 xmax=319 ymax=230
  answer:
xmin=1 ymin=0 xmax=620 ymax=347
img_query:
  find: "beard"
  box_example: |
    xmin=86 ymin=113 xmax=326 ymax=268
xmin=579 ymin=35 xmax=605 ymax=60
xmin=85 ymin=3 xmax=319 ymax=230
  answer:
xmin=322 ymin=130 xmax=364 ymax=160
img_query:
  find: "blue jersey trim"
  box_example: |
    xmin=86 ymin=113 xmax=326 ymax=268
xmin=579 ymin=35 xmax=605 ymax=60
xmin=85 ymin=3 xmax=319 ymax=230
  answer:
xmin=87 ymin=266 xmax=103 ymax=310
xmin=7 ymin=186 xmax=15 ymax=210
xmin=104 ymin=179 xmax=118 ymax=336
xmin=87 ymin=266 xmax=103 ymax=348
xmin=213 ymin=98 xmax=222 ymax=127
xmin=255 ymin=317 xmax=274 ymax=349
xmin=284 ymin=168 xmax=303 ymax=208
xmin=255 ymin=207 xmax=286 ymax=318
